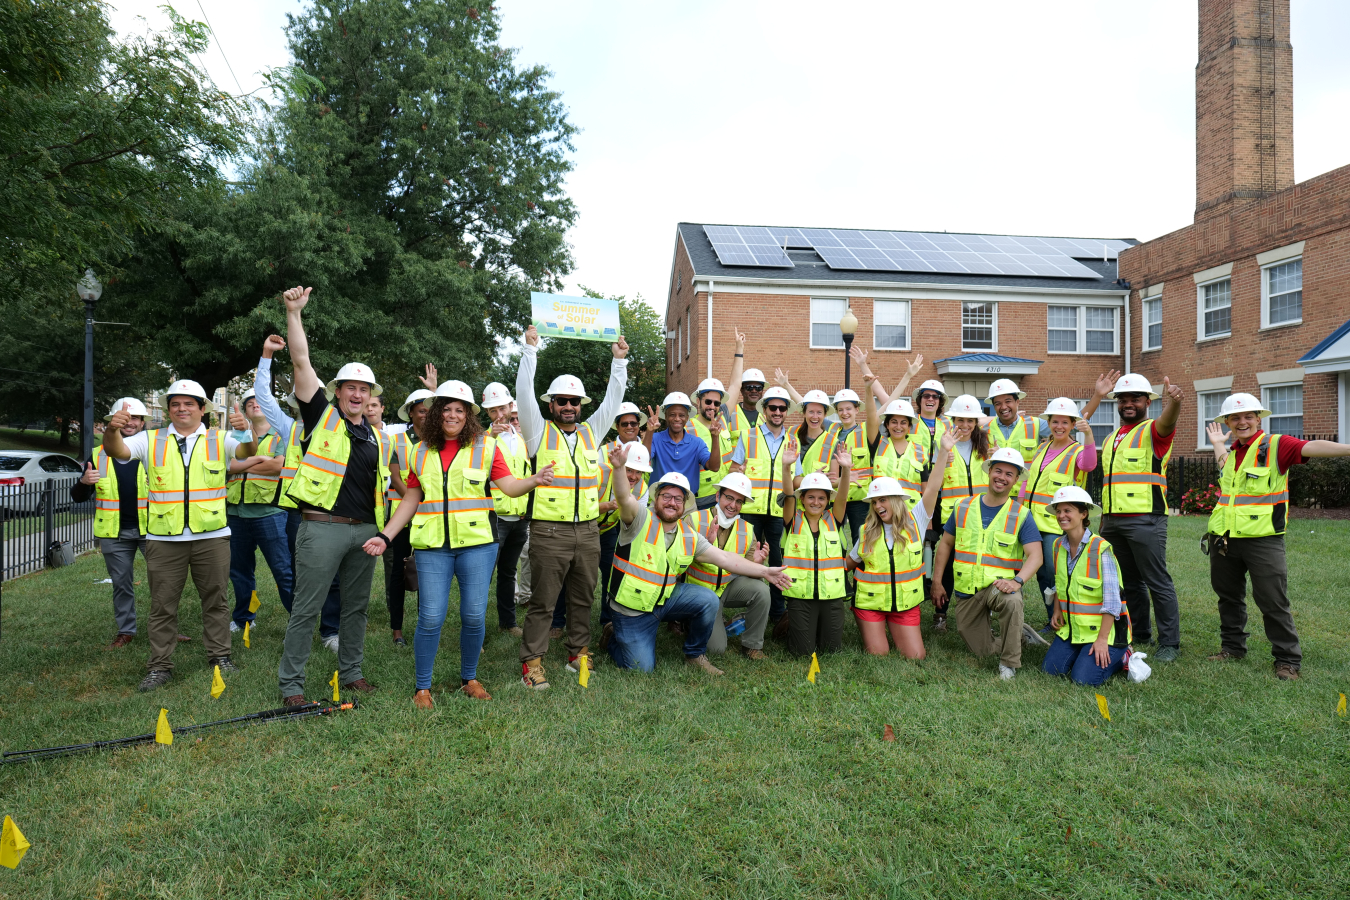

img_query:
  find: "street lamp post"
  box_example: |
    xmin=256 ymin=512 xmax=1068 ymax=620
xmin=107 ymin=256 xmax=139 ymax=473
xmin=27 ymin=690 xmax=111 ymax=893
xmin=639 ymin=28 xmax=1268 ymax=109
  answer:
xmin=839 ymin=307 xmax=858 ymax=390
xmin=77 ymin=268 xmax=102 ymax=461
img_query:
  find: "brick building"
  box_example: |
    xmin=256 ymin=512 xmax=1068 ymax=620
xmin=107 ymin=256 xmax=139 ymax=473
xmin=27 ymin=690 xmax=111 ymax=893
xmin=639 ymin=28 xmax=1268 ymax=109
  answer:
xmin=1118 ymin=0 xmax=1350 ymax=453
xmin=663 ymin=223 xmax=1134 ymax=444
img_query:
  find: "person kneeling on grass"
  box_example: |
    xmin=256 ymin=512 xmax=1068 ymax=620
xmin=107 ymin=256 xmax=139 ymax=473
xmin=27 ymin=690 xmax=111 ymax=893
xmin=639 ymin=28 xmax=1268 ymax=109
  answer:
xmin=1042 ymin=486 xmax=1132 ymax=685
xmin=606 ymin=442 xmax=791 ymax=674
xmin=780 ymin=440 xmax=854 ymax=658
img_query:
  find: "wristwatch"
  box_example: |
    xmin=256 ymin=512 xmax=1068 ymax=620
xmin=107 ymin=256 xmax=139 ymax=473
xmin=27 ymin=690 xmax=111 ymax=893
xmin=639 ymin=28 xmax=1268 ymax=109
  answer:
xmin=1012 ymin=575 xmax=1024 ymax=585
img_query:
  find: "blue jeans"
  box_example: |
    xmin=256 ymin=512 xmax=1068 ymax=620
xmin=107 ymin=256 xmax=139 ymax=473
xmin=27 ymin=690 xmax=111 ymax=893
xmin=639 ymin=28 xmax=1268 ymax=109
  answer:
xmin=229 ymin=512 xmax=294 ymax=627
xmin=608 ymin=583 xmax=719 ymax=671
xmin=286 ymin=509 xmax=340 ymax=638
xmin=1042 ymin=637 xmax=1127 ymax=685
xmin=413 ymin=542 xmax=500 ymax=688
xmin=1035 ymin=532 xmax=1060 ymax=623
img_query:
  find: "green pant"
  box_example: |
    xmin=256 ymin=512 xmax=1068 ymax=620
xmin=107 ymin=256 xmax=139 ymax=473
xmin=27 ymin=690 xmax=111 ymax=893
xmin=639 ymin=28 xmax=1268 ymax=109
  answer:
xmin=278 ymin=519 xmax=378 ymax=697
xmin=706 ymin=577 xmax=771 ymax=654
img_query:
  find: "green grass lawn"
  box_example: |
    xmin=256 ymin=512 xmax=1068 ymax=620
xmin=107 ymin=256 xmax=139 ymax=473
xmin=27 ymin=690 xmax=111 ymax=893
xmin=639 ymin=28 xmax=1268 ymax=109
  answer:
xmin=1 ymin=515 xmax=1348 ymax=899
xmin=0 ymin=427 xmax=72 ymax=453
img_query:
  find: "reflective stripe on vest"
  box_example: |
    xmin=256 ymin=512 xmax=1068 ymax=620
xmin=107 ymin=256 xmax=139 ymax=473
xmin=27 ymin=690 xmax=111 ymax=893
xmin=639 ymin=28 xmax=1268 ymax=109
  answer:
xmin=939 ymin=444 xmax=989 ymax=523
xmin=613 ymin=514 xmax=697 ymax=613
xmin=285 ymin=407 xmax=391 ymax=529
xmin=951 ymin=496 xmax=1029 ymax=595
xmin=684 ymin=509 xmax=752 ymax=596
xmin=741 ymin=426 xmax=787 ymax=516
xmin=853 ymin=517 xmax=924 ymax=612
xmin=532 ymin=421 xmax=600 ymax=522
xmin=799 ymin=425 xmax=839 ymax=477
xmin=1023 ymin=441 xmax=1088 ymax=534
xmin=145 ymin=428 xmax=229 ymax=536
xmin=690 ymin=416 xmax=734 ymax=498
xmin=1100 ymin=419 xmax=1171 ymax=515
xmin=987 ymin=415 xmax=1042 ymax=463
xmin=836 ymin=424 xmax=873 ymax=502
xmin=782 ymin=512 xmax=847 ymax=600
xmin=493 ymin=433 xmax=531 ymax=517
xmin=408 ymin=435 xmax=497 ymax=550
xmin=873 ymin=438 xmax=926 ymax=503
xmin=1053 ymin=533 xmax=1131 ymax=646
xmin=227 ymin=431 xmax=283 ymax=506
xmin=277 ymin=422 xmax=304 ymax=510
xmin=92 ymin=447 xmax=148 ymax=538
xmin=1207 ymin=433 xmax=1289 ymax=537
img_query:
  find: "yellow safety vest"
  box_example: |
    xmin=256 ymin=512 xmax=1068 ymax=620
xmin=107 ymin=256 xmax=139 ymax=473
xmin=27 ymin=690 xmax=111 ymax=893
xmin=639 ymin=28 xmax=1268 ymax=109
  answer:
xmin=408 ymin=436 xmax=497 ymax=550
xmin=531 ymin=421 xmax=601 ymax=522
xmin=385 ymin=429 xmax=419 ymax=521
xmin=951 ymin=495 xmax=1030 ymax=596
xmin=986 ymin=415 xmax=1044 ymax=465
xmin=852 ymin=516 xmax=925 ymax=613
xmin=725 ymin=404 xmax=758 ymax=444
xmin=910 ymin=415 xmax=951 ymax=480
xmin=277 ymin=421 xmax=304 ymax=511
xmin=285 ymin=406 xmax=392 ymax=530
xmin=492 ymin=432 xmax=530 ymax=517
xmin=227 ymin=431 xmax=283 ymax=507
xmin=689 ymin=415 xmax=735 ymax=498
xmin=741 ymin=426 xmax=788 ymax=516
xmin=144 ymin=428 xmax=229 ymax=536
xmin=1208 ymin=433 xmax=1289 ymax=538
xmin=684 ymin=509 xmax=753 ymax=596
xmin=835 ymin=424 xmax=872 ymax=502
xmin=1023 ymin=441 xmax=1088 ymax=534
xmin=91 ymin=447 xmax=147 ymax=538
xmin=798 ymin=425 xmax=839 ymax=478
xmin=939 ymin=446 xmax=989 ymax=524
xmin=613 ymin=513 xmax=697 ymax=613
xmin=1053 ymin=533 xmax=1131 ymax=646
xmin=872 ymin=437 xmax=927 ymax=505
xmin=782 ymin=512 xmax=847 ymax=600
xmin=1100 ymin=419 xmax=1172 ymax=516
xmin=596 ymin=440 xmax=645 ymax=533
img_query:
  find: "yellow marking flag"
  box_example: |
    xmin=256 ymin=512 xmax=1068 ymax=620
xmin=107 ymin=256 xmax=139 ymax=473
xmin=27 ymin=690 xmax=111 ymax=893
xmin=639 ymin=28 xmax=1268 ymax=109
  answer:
xmin=578 ymin=654 xmax=590 ymax=688
xmin=807 ymin=653 xmax=820 ymax=684
xmin=330 ymin=670 xmax=340 ymax=703
xmin=1339 ymin=693 xmax=1347 ymax=717
xmin=0 ymin=816 xmax=30 ymax=869
xmin=210 ymin=665 xmax=226 ymax=699
xmin=248 ymin=590 xmax=260 ymax=613
xmin=243 ymin=621 xmax=251 ymax=649
xmin=155 ymin=708 xmax=173 ymax=746
xmin=1095 ymin=693 xmax=1111 ymax=722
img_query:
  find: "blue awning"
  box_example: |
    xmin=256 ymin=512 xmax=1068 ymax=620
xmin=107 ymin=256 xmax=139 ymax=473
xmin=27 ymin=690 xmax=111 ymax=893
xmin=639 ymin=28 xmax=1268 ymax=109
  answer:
xmin=1298 ymin=319 xmax=1350 ymax=374
xmin=933 ymin=354 xmax=1043 ymax=376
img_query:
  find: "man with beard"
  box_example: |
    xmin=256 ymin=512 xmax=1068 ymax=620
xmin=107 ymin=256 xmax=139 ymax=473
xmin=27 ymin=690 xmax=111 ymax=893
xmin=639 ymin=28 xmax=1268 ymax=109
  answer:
xmin=686 ymin=472 xmax=773 ymax=660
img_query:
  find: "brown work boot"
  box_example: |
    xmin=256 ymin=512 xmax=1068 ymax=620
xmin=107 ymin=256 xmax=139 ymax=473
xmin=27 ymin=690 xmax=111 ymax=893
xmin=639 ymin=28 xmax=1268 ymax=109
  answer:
xmin=342 ymin=678 xmax=376 ymax=693
xmin=772 ymin=616 xmax=790 ymax=642
xmin=282 ymin=694 xmax=308 ymax=708
xmin=598 ymin=621 xmax=614 ymax=652
xmin=521 ymin=657 xmax=550 ymax=690
xmin=1207 ymin=650 xmax=1244 ymax=662
xmin=566 ymin=648 xmax=594 ymax=675
xmin=502 ymin=626 xmax=523 ymax=637
xmin=549 ymin=627 xmax=564 ymax=640
xmin=1274 ymin=662 xmax=1300 ymax=681
xmin=108 ymin=633 xmax=134 ymax=649
xmin=686 ymin=654 xmax=725 ymax=676
xmin=460 ymin=680 xmax=492 ymax=700
xmin=741 ymin=647 xmax=768 ymax=661
xmin=412 ymin=689 xmax=434 ymax=710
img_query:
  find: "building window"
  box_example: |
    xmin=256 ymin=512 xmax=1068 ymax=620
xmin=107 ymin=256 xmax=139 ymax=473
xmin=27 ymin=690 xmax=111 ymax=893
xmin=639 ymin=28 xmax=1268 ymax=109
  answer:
xmin=1077 ymin=399 xmax=1117 ymax=446
xmin=1198 ymin=278 xmax=1232 ymax=340
xmin=1148 ymin=398 xmax=1163 ymax=419
xmin=1263 ymin=384 xmax=1304 ymax=437
xmin=1143 ymin=296 xmax=1162 ymax=350
xmin=1047 ymin=306 xmax=1077 ymax=352
xmin=686 ymin=309 xmax=692 ymax=359
xmin=1047 ymin=305 xmax=1117 ymax=354
xmin=677 ymin=271 xmax=682 ymax=293
xmin=676 ymin=320 xmax=682 ymax=367
xmin=1198 ymin=390 xmax=1226 ymax=447
xmin=961 ymin=302 xmax=996 ymax=351
xmin=810 ymin=298 xmax=847 ymax=349
xmin=1263 ymin=258 xmax=1302 ymax=327
xmin=873 ymin=300 xmax=910 ymax=350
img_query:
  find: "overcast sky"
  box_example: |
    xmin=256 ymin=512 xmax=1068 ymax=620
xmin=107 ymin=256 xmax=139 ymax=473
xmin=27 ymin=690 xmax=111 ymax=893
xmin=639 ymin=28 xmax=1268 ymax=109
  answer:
xmin=108 ymin=1 xmax=1350 ymax=315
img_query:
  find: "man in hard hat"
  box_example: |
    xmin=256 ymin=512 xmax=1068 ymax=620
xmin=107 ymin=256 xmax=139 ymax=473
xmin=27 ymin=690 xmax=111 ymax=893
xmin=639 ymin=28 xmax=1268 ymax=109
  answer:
xmin=482 ymin=382 xmax=530 ymax=636
xmin=931 ymin=442 xmax=1044 ymax=679
xmin=686 ymin=472 xmax=773 ymax=660
xmin=71 ymin=397 xmax=150 ymax=648
xmin=275 ymin=286 xmax=403 ymax=705
xmin=689 ymin=378 xmax=735 ymax=503
xmin=721 ymin=328 xmax=765 ymax=441
xmin=102 ymin=381 xmax=259 ymax=691
xmin=225 ymin=389 xmax=292 ymax=635
xmin=605 ymin=444 xmax=791 ymax=673
xmin=1204 ymin=393 xmax=1350 ymax=680
xmin=983 ymin=378 xmax=1045 ymax=465
xmin=514 ymin=323 xmax=629 ymax=689
xmin=641 ymin=391 xmax=724 ymax=511
xmin=382 ymin=382 xmax=435 ymax=646
xmin=1097 ymin=371 xmax=1184 ymax=662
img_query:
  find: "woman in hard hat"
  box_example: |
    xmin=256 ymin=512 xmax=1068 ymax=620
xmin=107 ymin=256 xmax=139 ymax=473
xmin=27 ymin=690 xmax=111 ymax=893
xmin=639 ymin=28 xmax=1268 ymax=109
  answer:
xmin=862 ymin=381 xmax=926 ymax=505
xmin=1041 ymin=486 xmax=1131 ymax=685
xmin=690 ymin=378 xmax=735 ymax=504
xmin=779 ymin=439 xmax=854 ymax=657
xmin=366 ymin=381 xmax=557 ymax=707
xmin=930 ymin=394 xmax=992 ymax=633
xmin=1203 ymin=392 xmax=1350 ymax=680
xmin=830 ymin=387 xmax=873 ymax=551
xmin=772 ymin=372 xmax=840 ymax=486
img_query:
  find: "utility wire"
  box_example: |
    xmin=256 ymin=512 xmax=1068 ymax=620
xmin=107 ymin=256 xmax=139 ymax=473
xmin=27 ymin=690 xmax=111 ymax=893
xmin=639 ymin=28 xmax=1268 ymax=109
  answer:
xmin=196 ymin=0 xmax=245 ymax=95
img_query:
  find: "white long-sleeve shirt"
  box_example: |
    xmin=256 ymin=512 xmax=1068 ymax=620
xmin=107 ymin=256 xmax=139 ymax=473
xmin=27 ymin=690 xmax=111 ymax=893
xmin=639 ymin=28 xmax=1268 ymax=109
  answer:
xmin=515 ymin=343 xmax=628 ymax=457
xmin=253 ymin=358 xmax=299 ymax=438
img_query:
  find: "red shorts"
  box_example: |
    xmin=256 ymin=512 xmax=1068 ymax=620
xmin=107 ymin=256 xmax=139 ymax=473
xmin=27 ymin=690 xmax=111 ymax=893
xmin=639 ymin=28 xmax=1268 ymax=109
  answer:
xmin=853 ymin=606 xmax=921 ymax=626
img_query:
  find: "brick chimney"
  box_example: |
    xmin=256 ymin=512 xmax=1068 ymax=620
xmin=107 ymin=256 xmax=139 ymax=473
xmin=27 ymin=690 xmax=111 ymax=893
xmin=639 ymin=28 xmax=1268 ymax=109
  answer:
xmin=1194 ymin=0 xmax=1294 ymax=221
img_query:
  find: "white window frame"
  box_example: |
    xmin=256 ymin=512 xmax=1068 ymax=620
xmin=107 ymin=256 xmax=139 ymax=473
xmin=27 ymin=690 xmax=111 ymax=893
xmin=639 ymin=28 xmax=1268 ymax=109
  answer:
xmin=1262 ymin=382 xmax=1304 ymax=438
xmin=1076 ymin=398 xmax=1118 ymax=447
xmin=686 ymin=309 xmax=692 ymax=359
xmin=809 ymin=298 xmax=848 ymax=349
xmin=1046 ymin=304 xmax=1118 ymax=355
xmin=1260 ymin=257 xmax=1303 ymax=329
xmin=1196 ymin=276 xmax=1232 ymax=342
xmin=1197 ymin=389 xmax=1227 ymax=449
xmin=872 ymin=299 xmax=911 ymax=351
xmin=961 ymin=301 xmax=998 ymax=352
xmin=1142 ymin=295 xmax=1163 ymax=351
xmin=676 ymin=320 xmax=683 ymax=367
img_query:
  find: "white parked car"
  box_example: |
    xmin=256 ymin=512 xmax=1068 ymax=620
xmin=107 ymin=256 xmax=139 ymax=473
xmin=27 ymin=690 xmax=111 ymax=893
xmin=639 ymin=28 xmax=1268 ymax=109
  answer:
xmin=0 ymin=451 xmax=85 ymax=516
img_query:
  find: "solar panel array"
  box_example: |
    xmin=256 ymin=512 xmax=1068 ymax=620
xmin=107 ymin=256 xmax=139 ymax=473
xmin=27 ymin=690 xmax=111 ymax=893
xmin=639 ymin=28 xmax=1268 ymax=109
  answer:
xmin=702 ymin=225 xmax=1133 ymax=279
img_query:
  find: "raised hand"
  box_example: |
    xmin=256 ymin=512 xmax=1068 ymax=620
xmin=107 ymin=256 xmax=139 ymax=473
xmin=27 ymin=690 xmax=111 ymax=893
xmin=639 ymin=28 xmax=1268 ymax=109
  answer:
xmin=782 ymin=436 xmax=799 ymax=466
xmin=906 ymin=353 xmax=924 ymax=378
xmin=1075 ymin=419 xmax=1094 ymax=438
xmin=734 ymin=328 xmax=746 ymax=354
xmin=833 ymin=443 xmax=852 ymax=470
xmin=419 ymin=363 xmax=438 ymax=391
xmin=613 ymin=334 xmax=629 ymax=359
xmin=523 ymin=324 xmax=539 ymax=347
xmin=645 ymin=406 xmax=661 ymax=433
xmin=849 ymin=345 xmax=869 ymax=368
xmin=1206 ymin=422 xmax=1229 ymax=448
xmin=534 ymin=462 xmax=557 ymax=487
xmin=262 ymin=334 xmax=286 ymax=357
xmin=107 ymin=401 xmax=132 ymax=431
xmin=80 ymin=461 xmax=100 ymax=485
xmin=1163 ymin=376 xmax=1183 ymax=404
xmin=229 ymin=403 xmax=249 ymax=431
xmin=490 ymin=421 xmax=510 ymax=436
xmin=751 ymin=540 xmax=769 ymax=565
xmin=282 ymin=286 xmax=312 ymax=312
xmin=709 ymin=415 xmax=723 ymax=437
xmin=940 ymin=430 xmax=957 ymax=452
xmin=773 ymin=368 xmax=790 ymax=388
xmin=608 ymin=441 xmax=631 ymax=469
xmin=862 ymin=372 xmax=878 ymax=387
xmin=1095 ymin=369 xmax=1122 ymax=398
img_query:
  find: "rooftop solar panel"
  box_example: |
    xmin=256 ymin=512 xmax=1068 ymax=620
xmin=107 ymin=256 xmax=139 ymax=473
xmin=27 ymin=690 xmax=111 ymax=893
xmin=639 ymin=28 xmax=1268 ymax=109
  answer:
xmin=703 ymin=225 xmax=794 ymax=268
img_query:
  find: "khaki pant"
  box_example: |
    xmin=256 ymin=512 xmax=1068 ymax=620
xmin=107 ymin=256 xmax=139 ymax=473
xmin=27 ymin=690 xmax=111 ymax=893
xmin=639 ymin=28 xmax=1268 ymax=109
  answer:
xmin=953 ymin=584 xmax=1024 ymax=670
xmin=706 ymin=577 xmax=771 ymax=654
xmin=521 ymin=519 xmax=599 ymax=661
xmin=144 ymin=537 xmax=232 ymax=672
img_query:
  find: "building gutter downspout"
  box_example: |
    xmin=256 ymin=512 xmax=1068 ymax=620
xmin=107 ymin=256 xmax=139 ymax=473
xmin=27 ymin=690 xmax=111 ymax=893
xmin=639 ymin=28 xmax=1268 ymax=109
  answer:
xmin=707 ymin=280 xmax=714 ymax=380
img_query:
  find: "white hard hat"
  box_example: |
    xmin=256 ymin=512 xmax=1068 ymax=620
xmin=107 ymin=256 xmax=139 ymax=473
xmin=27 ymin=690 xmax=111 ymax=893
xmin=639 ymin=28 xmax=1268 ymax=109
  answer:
xmin=650 ymin=472 xmax=696 ymax=515
xmin=326 ymin=363 xmax=382 ymax=398
xmin=866 ymin=477 xmax=908 ymax=501
xmin=541 ymin=374 xmax=590 ymax=404
xmin=947 ymin=394 xmax=984 ymax=418
xmin=695 ymin=377 xmax=726 ymax=397
xmin=881 ymin=398 xmax=917 ymax=423
xmin=1108 ymin=373 xmax=1159 ymax=400
xmin=983 ymin=447 xmax=1027 ymax=474
xmin=1048 ymin=485 xmax=1098 ymax=510
xmin=985 ymin=378 xmax=1025 ymax=402
xmin=795 ymin=471 xmax=836 ymax=498
xmin=239 ymin=389 xmax=257 ymax=404
xmin=480 ymin=382 xmax=514 ymax=410
xmin=657 ymin=391 xmax=693 ymax=418
xmin=1216 ymin=392 xmax=1271 ymax=420
xmin=165 ymin=379 xmax=215 ymax=412
xmin=614 ymin=401 xmax=648 ymax=428
xmin=798 ymin=389 xmax=835 ymax=416
xmin=434 ymin=379 xmax=480 ymax=414
xmin=741 ymin=368 xmax=766 ymax=385
xmin=283 ymin=392 xmax=300 ymax=412
xmin=1038 ymin=397 xmax=1084 ymax=421
xmin=715 ymin=471 xmax=753 ymax=499
xmin=398 ymin=389 xmax=436 ymax=422
xmin=911 ymin=379 xmax=949 ymax=412
xmin=619 ymin=440 xmax=653 ymax=473
xmin=832 ymin=389 xmax=862 ymax=407
xmin=105 ymin=397 xmax=149 ymax=420
xmin=757 ymin=386 xmax=793 ymax=415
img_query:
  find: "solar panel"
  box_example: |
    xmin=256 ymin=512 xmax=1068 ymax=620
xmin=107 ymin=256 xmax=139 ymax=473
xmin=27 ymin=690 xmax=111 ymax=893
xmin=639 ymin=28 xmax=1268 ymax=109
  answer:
xmin=703 ymin=225 xmax=794 ymax=268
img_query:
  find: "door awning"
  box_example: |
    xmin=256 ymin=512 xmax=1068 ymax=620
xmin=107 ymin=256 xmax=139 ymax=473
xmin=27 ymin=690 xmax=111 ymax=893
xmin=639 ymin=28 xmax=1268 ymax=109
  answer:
xmin=1298 ymin=319 xmax=1350 ymax=374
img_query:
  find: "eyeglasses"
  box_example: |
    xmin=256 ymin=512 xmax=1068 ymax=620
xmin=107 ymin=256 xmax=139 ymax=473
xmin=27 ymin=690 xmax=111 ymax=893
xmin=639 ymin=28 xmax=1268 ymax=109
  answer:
xmin=617 ymin=418 xmax=639 ymax=428
xmin=742 ymin=383 xmax=765 ymax=392
xmin=918 ymin=392 xmax=941 ymax=402
xmin=720 ymin=494 xmax=746 ymax=507
xmin=765 ymin=404 xmax=788 ymax=413
xmin=553 ymin=397 xmax=582 ymax=407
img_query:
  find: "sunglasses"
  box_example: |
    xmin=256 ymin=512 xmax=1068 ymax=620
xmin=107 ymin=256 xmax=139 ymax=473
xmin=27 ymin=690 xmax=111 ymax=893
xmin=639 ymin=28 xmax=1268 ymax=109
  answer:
xmin=742 ymin=383 xmax=765 ymax=391
xmin=702 ymin=398 xmax=720 ymax=406
xmin=765 ymin=404 xmax=788 ymax=413
xmin=617 ymin=418 xmax=639 ymax=428
xmin=553 ymin=397 xmax=582 ymax=407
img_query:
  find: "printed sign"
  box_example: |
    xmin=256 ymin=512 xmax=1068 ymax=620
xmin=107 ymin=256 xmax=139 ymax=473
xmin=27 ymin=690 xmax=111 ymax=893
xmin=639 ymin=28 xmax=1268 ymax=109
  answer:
xmin=530 ymin=292 xmax=620 ymax=342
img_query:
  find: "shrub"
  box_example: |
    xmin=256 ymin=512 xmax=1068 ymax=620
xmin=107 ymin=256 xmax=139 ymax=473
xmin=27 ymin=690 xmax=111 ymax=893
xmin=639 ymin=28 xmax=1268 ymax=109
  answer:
xmin=1180 ymin=484 xmax=1220 ymax=515
xmin=1289 ymin=456 xmax=1350 ymax=508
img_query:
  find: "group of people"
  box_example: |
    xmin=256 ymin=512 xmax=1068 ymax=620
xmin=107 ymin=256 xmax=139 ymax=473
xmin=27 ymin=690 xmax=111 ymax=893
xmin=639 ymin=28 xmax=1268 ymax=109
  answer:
xmin=78 ymin=288 xmax=1350 ymax=704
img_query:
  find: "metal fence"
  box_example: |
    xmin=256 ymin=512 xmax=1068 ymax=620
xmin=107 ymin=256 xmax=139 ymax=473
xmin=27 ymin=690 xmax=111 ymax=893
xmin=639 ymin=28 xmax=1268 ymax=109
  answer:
xmin=1 ymin=478 xmax=96 ymax=582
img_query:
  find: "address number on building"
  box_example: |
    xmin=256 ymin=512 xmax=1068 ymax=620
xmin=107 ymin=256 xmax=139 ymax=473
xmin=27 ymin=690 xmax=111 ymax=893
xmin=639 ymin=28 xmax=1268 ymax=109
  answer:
xmin=984 ymin=367 xmax=1002 ymax=373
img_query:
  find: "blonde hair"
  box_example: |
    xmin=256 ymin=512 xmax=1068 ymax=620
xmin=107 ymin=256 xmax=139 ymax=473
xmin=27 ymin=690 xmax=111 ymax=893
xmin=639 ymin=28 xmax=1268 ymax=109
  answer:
xmin=861 ymin=494 xmax=910 ymax=558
